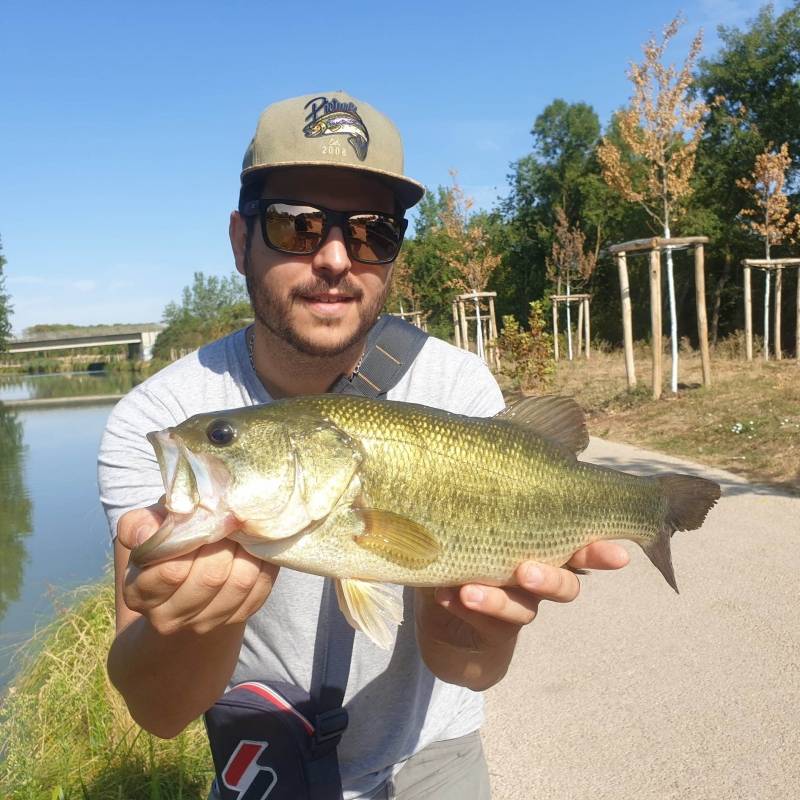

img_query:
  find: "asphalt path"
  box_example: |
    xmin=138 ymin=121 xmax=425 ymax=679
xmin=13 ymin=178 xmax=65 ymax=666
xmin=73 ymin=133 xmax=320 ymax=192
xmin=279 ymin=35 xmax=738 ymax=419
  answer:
xmin=481 ymin=437 xmax=799 ymax=800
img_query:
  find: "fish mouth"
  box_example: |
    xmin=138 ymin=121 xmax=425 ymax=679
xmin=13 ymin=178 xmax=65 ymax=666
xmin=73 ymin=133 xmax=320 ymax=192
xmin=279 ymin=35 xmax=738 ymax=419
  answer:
xmin=130 ymin=429 xmax=236 ymax=567
xmin=147 ymin=429 xmax=231 ymax=516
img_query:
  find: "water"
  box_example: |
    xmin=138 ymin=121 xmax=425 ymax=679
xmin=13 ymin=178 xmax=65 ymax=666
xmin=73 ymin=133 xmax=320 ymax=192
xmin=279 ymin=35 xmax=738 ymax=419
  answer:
xmin=0 ymin=372 xmax=143 ymax=687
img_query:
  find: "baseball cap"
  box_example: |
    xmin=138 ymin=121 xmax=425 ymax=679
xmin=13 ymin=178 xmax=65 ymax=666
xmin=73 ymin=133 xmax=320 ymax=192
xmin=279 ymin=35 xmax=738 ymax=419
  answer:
xmin=240 ymin=91 xmax=425 ymax=209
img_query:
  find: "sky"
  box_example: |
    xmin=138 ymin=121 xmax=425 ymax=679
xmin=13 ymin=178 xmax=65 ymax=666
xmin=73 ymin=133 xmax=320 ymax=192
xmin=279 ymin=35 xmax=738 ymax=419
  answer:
xmin=1 ymin=0 xmax=793 ymax=334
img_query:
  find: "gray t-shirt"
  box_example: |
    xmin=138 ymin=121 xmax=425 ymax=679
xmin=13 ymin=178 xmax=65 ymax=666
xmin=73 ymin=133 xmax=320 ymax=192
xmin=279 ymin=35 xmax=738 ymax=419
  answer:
xmin=98 ymin=325 xmax=505 ymax=799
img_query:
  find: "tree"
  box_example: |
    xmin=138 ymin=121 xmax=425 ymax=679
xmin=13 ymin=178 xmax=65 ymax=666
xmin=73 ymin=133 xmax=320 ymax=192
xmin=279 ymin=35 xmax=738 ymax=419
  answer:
xmin=598 ymin=16 xmax=708 ymax=394
xmin=439 ymin=172 xmax=501 ymax=359
xmin=736 ymin=141 xmax=800 ymax=357
xmin=547 ymin=207 xmax=597 ymax=359
xmin=153 ymin=271 xmax=251 ymax=359
xmin=696 ymin=2 xmax=800 ymax=170
xmin=0 ymin=237 xmax=12 ymax=351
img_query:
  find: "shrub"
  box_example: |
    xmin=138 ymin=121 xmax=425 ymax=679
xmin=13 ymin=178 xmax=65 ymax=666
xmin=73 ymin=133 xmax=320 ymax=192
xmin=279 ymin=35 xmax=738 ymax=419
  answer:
xmin=498 ymin=301 xmax=555 ymax=392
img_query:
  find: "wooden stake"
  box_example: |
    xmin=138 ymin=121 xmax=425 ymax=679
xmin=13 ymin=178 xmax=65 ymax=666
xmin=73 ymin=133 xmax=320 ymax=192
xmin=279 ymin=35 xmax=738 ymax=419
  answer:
xmin=694 ymin=243 xmax=712 ymax=387
xmin=744 ymin=266 xmax=753 ymax=361
xmin=617 ymin=253 xmax=636 ymax=387
xmin=459 ymin=299 xmax=470 ymax=352
xmin=775 ymin=267 xmax=783 ymax=360
xmin=649 ymin=248 xmax=663 ymax=399
xmin=584 ymin=298 xmax=591 ymax=360
xmin=452 ymin=301 xmax=461 ymax=349
xmin=796 ymin=267 xmax=800 ymax=363
xmin=576 ymin=299 xmax=584 ymax=355
xmin=552 ymin=300 xmax=559 ymax=362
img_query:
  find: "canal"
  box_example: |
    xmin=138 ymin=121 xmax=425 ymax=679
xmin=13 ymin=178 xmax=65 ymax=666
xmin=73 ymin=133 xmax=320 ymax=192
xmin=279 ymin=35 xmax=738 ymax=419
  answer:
xmin=0 ymin=371 xmax=143 ymax=687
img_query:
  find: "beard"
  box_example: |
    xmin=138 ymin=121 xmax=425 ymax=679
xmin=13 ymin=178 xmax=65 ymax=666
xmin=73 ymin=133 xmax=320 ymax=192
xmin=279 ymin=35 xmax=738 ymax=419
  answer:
xmin=244 ymin=258 xmax=389 ymax=358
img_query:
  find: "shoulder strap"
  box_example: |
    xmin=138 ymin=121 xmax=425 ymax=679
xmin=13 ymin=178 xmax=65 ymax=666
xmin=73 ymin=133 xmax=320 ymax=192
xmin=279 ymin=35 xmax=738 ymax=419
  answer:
xmin=330 ymin=315 xmax=429 ymax=399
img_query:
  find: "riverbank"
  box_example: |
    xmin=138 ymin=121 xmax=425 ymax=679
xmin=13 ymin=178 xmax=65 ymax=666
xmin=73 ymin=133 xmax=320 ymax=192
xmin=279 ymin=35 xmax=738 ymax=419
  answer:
xmin=0 ymin=580 xmax=213 ymax=799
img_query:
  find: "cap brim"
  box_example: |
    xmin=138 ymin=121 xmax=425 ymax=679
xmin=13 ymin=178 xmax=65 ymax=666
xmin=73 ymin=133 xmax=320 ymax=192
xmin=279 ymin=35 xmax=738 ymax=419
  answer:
xmin=241 ymin=161 xmax=426 ymax=209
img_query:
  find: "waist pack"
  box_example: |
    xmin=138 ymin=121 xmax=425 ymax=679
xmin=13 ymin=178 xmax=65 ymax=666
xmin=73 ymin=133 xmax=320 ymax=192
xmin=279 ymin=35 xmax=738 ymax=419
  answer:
xmin=204 ymin=315 xmax=428 ymax=800
xmin=204 ymin=680 xmax=347 ymax=800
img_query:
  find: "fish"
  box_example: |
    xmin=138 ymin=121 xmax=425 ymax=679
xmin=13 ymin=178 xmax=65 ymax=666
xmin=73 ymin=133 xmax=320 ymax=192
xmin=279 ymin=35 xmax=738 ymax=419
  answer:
xmin=130 ymin=394 xmax=721 ymax=648
xmin=303 ymin=111 xmax=370 ymax=160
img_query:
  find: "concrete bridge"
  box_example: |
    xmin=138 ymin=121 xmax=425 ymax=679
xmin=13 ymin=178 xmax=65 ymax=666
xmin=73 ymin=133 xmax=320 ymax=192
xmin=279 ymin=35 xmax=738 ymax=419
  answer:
xmin=7 ymin=324 xmax=164 ymax=361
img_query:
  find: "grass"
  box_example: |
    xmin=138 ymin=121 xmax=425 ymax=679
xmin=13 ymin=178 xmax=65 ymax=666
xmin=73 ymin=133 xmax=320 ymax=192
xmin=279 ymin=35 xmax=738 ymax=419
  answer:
xmin=0 ymin=579 xmax=214 ymax=799
xmin=544 ymin=344 xmax=800 ymax=492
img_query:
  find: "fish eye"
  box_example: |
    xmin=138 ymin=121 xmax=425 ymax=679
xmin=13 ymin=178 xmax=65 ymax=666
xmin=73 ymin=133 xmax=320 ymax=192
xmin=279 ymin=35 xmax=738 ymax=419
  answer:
xmin=206 ymin=419 xmax=237 ymax=447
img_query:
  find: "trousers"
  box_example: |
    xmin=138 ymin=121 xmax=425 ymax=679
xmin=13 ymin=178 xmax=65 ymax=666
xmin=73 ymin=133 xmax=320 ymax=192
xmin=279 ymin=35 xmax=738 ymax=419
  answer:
xmin=368 ymin=731 xmax=491 ymax=800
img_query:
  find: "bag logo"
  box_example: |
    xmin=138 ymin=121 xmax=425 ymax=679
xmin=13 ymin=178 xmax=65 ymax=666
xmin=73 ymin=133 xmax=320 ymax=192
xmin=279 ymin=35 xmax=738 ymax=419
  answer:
xmin=303 ymin=96 xmax=370 ymax=161
xmin=222 ymin=740 xmax=277 ymax=800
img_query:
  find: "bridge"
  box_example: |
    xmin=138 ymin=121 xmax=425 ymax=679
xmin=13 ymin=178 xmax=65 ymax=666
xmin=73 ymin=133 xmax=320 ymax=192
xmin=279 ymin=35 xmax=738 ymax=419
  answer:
xmin=6 ymin=324 xmax=164 ymax=361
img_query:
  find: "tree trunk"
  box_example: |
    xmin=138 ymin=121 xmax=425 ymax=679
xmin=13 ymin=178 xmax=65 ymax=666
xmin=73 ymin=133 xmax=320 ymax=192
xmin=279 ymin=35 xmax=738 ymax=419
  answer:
xmin=663 ymin=223 xmax=679 ymax=393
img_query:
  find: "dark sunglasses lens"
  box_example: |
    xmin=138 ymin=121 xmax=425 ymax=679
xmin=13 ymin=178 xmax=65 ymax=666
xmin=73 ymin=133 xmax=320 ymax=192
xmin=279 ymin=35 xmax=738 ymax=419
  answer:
xmin=347 ymin=214 xmax=403 ymax=263
xmin=264 ymin=203 xmax=324 ymax=254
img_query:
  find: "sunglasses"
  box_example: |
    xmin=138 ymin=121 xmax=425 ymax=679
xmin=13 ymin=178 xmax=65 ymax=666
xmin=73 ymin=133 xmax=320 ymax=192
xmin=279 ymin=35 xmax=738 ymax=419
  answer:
xmin=241 ymin=198 xmax=408 ymax=265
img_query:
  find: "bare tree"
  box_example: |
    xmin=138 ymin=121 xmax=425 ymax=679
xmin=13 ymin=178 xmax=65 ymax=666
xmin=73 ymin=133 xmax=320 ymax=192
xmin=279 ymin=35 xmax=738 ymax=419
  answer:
xmin=598 ymin=16 xmax=708 ymax=393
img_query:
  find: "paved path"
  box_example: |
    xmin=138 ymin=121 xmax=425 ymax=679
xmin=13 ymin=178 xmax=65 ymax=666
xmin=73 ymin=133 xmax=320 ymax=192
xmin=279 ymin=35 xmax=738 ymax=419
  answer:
xmin=482 ymin=437 xmax=799 ymax=800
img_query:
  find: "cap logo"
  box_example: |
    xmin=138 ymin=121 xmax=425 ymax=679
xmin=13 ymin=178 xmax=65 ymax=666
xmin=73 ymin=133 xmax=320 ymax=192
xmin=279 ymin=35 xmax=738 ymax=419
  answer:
xmin=303 ymin=96 xmax=370 ymax=161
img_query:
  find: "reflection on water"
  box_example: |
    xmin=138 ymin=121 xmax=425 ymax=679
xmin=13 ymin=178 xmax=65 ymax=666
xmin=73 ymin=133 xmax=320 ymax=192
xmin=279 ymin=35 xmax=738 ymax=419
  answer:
xmin=0 ymin=371 xmax=141 ymax=402
xmin=0 ymin=408 xmax=33 ymax=623
xmin=0 ymin=372 xmax=135 ymax=687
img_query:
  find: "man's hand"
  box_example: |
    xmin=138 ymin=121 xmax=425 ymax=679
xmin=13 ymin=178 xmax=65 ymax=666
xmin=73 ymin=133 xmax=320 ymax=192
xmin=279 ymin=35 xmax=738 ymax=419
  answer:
xmin=414 ymin=541 xmax=630 ymax=690
xmin=116 ymin=502 xmax=277 ymax=636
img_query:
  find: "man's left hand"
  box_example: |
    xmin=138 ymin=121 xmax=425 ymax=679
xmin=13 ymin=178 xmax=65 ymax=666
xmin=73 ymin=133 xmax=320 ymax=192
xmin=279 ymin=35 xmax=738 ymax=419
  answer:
xmin=414 ymin=541 xmax=629 ymax=688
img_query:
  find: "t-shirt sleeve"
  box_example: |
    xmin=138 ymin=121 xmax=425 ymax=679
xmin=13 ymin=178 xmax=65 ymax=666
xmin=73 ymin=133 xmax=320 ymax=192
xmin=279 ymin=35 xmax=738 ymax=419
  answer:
xmin=451 ymin=352 xmax=506 ymax=417
xmin=97 ymin=387 xmax=177 ymax=540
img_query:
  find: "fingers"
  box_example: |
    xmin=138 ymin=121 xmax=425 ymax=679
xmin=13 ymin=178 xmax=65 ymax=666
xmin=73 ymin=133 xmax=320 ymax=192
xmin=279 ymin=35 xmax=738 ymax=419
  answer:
xmin=567 ymin=541 xmax=630 ymax=571
xmin=122 ymin=535 xmax=277 ymax=636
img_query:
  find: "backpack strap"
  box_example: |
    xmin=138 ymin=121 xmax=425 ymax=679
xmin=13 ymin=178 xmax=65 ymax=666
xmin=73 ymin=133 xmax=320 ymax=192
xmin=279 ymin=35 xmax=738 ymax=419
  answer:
xmin=330 ymin=315 xmax=429 ymax=399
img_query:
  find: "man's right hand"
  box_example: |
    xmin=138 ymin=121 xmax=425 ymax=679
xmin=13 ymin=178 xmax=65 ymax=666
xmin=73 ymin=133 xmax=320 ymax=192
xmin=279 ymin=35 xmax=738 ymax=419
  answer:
xmin=115 ymin=502 xmax=277 ymax=636
xmin=108 ymin=503 xmax=278 ymax=738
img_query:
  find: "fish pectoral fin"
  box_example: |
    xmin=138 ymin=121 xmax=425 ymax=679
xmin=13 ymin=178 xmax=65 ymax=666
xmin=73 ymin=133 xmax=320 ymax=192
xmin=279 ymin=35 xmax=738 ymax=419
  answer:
xmin=353 ymin=509 xmax=440 ymax=568
xmin=496 ymin=395 xmax=588 ymax=455
xmin=335 ymin=578 xmax=403 ymax=650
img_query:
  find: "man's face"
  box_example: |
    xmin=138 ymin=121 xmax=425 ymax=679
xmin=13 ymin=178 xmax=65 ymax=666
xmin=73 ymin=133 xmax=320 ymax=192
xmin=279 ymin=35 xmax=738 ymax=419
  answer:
xmin=232 ymin=167 xmax=399 ymax=358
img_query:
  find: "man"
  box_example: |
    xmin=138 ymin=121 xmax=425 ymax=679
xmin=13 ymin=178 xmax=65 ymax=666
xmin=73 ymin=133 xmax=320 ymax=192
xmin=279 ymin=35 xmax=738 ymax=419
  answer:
xmin=99 ymin=92 xmax=628 ymax=799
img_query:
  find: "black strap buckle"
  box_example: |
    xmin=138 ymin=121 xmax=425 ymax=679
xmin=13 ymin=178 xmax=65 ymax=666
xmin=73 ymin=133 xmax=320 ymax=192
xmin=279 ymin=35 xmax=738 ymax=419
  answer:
xmin=314 ymin=707 xmax=349 ymax=746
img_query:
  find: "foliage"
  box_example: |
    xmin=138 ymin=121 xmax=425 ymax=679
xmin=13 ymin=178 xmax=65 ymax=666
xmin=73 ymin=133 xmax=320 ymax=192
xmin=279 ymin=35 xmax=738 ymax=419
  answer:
xmin=736 ymin=142 xmax=800 ymax=257
xmin=0 ymin=579 xmax=214 ymax=799
xmin=0 ymin=238 xmax=12 ymax=352
xmin=439 ymin=171 xmax=502 ymax=295
xmin=547 ymin=207 xmax=597 ymax=292
xmin=154 ymin=272 xmax=251 ymax=359
xmin=598 ymin=16 xmax=708 ymax=231
xmin=498 ymin=301 xmax=554 ymax=391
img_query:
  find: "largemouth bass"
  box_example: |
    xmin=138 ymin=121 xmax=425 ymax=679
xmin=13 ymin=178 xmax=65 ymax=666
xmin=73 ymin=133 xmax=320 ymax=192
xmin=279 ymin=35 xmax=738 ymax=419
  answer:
xmin=131 ymin=395 xmax=720 ymax=648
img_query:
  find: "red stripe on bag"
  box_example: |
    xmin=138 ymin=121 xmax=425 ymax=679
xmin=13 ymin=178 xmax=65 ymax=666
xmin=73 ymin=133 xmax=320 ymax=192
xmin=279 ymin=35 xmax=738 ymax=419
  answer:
xmin=223 ymin=740 xmax=264 ymax=787
xmin=236 ymin=681 xmax=316 ymax=735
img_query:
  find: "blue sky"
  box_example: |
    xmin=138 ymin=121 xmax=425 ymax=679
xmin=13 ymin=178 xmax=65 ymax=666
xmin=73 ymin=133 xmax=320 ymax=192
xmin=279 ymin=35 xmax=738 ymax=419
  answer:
xmin=1 ymin=0 xmax=792 ymax=334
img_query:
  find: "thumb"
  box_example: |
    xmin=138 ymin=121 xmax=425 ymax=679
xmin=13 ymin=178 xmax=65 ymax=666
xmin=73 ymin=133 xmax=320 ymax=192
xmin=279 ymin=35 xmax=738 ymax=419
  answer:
xmin=117 ymin=501 xmax=167 ymax=550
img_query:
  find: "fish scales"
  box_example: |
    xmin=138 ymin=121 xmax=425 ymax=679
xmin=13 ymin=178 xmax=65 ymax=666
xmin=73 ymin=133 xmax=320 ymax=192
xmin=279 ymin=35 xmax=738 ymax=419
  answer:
xmin=256 ymin=396 xmax=671 ymax=585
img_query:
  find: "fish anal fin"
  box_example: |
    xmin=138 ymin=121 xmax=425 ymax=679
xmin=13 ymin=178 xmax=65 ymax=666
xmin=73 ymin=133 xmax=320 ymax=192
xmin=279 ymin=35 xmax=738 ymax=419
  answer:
xmin=335 ymin=578 xmax=403 ymax=649
xmin=496 ymin=395 xmax=589 ymax=455
xmin=353 ymin=509 xmax=440 ymax=568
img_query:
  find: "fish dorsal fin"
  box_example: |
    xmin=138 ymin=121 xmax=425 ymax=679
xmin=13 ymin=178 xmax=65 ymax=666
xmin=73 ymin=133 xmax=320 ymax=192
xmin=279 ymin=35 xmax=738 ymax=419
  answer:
xmin=496 ymin=395 xmax=589 ymax=454
xmin=353 ymin=509 xmax=440 ymax=569
xmin=335 ymin=578 xmax=403 ymax=649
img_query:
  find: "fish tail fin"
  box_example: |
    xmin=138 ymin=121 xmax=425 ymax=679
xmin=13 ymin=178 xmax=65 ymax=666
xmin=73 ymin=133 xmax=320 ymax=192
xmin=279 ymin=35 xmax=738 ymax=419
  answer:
xmin=642 ymin=474 xmax=721 ymax=593
xmin=348 ymin=134 xmax=367 ymax=160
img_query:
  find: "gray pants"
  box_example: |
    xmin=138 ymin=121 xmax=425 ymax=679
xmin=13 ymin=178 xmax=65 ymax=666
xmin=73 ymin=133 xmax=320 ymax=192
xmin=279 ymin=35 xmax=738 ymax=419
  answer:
xmin=368 ymin=731 xmax=491 ymax=800
xmin=208 ymin=730 xmax=491 ymax=800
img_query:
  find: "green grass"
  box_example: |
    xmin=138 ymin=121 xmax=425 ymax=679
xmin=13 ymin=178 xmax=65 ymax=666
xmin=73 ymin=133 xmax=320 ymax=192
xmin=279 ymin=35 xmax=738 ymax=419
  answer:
xmin=0 ymin=580 xmax=214 ymax=799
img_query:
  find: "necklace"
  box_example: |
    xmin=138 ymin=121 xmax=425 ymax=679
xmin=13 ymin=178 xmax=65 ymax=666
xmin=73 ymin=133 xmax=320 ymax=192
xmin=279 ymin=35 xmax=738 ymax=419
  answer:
xmin=247 ymin=327 xmax=365 ymax=379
